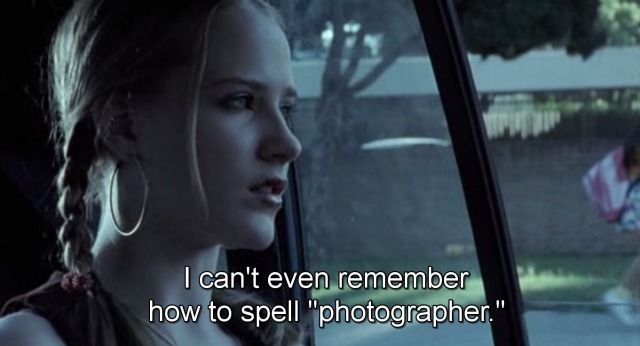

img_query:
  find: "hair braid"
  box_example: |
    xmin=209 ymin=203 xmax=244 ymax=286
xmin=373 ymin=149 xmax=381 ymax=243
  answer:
xmin=56 ymin=115 xmax=98 ymax=274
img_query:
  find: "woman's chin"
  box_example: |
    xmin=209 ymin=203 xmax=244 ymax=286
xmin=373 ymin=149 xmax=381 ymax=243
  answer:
xmin=225 ymin=219 xmax=275 ymax=251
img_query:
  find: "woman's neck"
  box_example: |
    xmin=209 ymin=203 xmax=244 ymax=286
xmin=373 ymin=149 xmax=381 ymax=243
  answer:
xmin=91 ymin=220 xmax=237 ymax=345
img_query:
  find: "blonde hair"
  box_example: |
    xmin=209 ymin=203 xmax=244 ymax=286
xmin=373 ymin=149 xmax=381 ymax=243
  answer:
xmin=49 ymin=0 xmax=302 ymax=344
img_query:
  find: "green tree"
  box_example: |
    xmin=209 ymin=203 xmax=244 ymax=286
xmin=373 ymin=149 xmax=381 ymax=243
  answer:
xmin=455 ymin=0 xmax=607 ymax=58
xmin=599 ymin=0 xmax=640 ymax=45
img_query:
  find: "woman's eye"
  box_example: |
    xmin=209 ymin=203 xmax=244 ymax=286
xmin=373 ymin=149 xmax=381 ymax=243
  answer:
xmin=280 ymin=103 xmax=298 ymax=119
xmin=219 ymin=93 xmax=255 ymax=110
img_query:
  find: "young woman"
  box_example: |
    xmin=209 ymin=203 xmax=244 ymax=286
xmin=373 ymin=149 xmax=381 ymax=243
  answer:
xmin=604 ymin=127 xmax=640 ymax=326
xmin=0 ymin=0 xmax=304 ymax=344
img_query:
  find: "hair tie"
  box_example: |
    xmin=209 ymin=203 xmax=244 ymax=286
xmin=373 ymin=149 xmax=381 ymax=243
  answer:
xmin=61 ymin=271 xmax=94 ymax=294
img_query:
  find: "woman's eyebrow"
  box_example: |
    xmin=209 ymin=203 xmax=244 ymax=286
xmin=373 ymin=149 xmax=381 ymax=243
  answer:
xmin=203 ymin=77 xmax=298 ymax=99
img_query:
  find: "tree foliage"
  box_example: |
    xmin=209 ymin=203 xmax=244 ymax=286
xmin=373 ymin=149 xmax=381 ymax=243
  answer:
xmin=599 ymin=0 xmax=640 ymax=45
xmin=277 ymin=0 xmax=622 ymax=61
xmin=454 ymin=0 xmax=609 ymax=59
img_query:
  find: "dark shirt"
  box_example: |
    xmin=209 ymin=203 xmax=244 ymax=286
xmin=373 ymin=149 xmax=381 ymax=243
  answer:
xmin=1 ymin=271 xmax=141 ymax=346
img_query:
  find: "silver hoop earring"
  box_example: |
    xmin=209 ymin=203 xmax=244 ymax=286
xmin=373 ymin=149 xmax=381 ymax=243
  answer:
xmin=109 ymin=158 xmax=149 ymax=237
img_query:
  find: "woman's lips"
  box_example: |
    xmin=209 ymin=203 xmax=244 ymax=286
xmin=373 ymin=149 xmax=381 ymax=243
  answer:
xmin=249 ymin=183 xmax=284 ymax=208
xmin=249 ymin=178 xmax=287 ymax=195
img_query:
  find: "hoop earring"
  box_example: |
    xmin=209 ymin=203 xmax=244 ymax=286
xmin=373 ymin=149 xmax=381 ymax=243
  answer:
xmin=109 ymin=158 xmax=149 ymax=237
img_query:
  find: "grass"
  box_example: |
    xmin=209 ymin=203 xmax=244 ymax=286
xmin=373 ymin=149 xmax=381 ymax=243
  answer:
xmin=307 ymin=254 xmax=635 ymax=309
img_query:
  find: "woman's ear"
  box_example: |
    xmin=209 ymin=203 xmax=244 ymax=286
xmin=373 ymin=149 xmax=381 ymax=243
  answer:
xmin=99 ymin=95 xmax=140 ymax=161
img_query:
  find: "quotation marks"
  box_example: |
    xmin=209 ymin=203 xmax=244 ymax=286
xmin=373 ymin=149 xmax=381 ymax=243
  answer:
xmin=489 ymin=300 xmax=506 ymax=322
xmin=308 ymin=299 xmax=319 ymax=309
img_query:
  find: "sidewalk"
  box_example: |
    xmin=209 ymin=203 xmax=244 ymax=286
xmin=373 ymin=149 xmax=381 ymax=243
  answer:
xmin=314 ymin=311 xmax=640 ymax=345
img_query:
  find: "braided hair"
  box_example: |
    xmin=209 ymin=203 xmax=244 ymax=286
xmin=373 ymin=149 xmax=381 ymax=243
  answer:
xmin=49 ymin=0 xmax=304 ymax=344
xmin=56 ymin=115 xmax=97 ymax=274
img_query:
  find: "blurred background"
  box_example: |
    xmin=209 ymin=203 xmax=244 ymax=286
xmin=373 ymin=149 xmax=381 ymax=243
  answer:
xmin=271 ymin=0 xmax=640 ymax=344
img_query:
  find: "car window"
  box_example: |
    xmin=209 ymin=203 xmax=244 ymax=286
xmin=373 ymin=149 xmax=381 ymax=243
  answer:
xmin=461 ymin=1 xmax=640 ymax=344
xmin=275 ymin=1 xmax=496 ymax=344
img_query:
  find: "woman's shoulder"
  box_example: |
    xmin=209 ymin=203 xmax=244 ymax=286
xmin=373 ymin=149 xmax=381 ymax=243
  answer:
xmin=2 ymin=271 xmax=145 ymax=346
xmin=0 ymin=271 xmax=80 ymax=345
xmin=0 ymin=310 xmax=67 ymax=345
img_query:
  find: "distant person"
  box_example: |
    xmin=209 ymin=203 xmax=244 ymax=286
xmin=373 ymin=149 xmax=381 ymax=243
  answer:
xmin=603 ymin=126 xmax=640 ymax=326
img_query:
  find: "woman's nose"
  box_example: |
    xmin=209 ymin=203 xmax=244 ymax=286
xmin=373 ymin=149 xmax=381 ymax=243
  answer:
xmin=258 ymin=111 xmax=302 ymax=164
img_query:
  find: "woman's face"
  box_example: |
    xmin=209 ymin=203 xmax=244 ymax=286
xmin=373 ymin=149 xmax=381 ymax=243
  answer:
xmin=129 ymin=3 xmax=300 ymax=251
xmin=193 ymin=4 xmax=301 ymax=250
